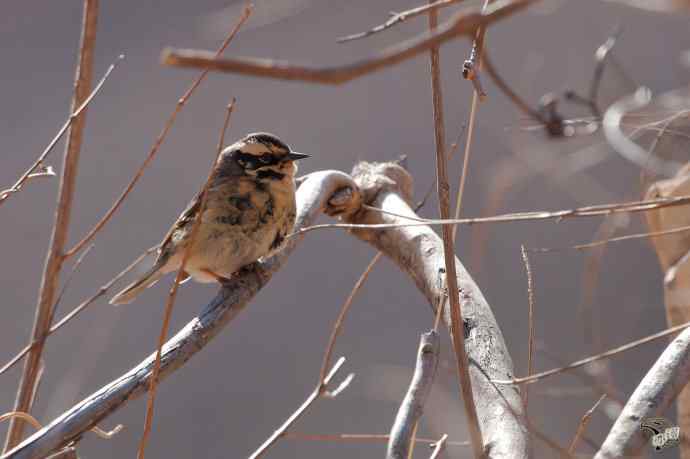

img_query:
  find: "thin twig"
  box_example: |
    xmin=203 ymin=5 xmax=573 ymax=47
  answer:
xmin=283 ymin=432 xmax=469 ymax=447
xmin=493 ymin=320 xmax=690 ymax=386
xmin=162 ymin=0 xmax=539 ymax=84
xmin=531 ymin=222 xmax=690 ymax=252
xmin=136 ymin=100 xmax=235 ymax=459
xmin=451 ymin=0 xmax=491 ymax=243
xmin=387 ymin=331 xmax=440 ymax=459
xmin=0 ymin=57 xmax=122 ymax=207
xmin=250 ymin=357 xmax=348 ymax=459
xmin=0 ymin=246 xmax=156 ymax=378
xmin=336 ymin=0 xmax=463 ymax=43
xmin=51 ymin=244 xmax=94 ymax=317
xmin=317 ymin=252 xmax=382 ymax=387
xmin=292 ymin=192 xmax=690 ymax=236
xmin=427 ymin=3 xmax=483 ymax=456
xmin=429 ymin=434 xmax=449 ymax=459
xmin=568 ymin=394 xmax=606 ymax=454
xmin=521 ymin=245 xmax=535 ymax=409
xmin=3 ymin=1 xmax=99 ymax=450
xmin=63 ymin=4 xmax=252 ymax=260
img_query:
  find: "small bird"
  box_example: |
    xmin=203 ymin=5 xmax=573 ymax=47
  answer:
xmin=110 ymin=132 xmax=309 ymax=305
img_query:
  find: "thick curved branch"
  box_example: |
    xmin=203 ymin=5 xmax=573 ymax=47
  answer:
xmin=595 ymin=327 xmax=690 ymax=458
xmin=1 ymin=170 xmax=357 ymax=459
xmin=344 ymin=161 xmax=529 ymax=458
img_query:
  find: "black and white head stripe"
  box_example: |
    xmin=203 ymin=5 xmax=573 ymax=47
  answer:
xmin=243 ymin=132 xmax=291 ymax=153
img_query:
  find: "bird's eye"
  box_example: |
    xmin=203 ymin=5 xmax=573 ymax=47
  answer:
xmin=237 ymin=159 xmax=247 ymax=168
xmin=259 ymin=154 xmax=272 ymax=164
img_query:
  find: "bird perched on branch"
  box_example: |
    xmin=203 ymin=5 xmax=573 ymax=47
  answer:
xmin=110 ymin=132 xmax=309 ymax=305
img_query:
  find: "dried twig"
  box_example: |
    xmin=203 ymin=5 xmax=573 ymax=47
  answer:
xmin=0 ymin=58 xmax=121 ymax=207
xmin=426 ymin=3 xmax=483 ymax=456
xmin=595 ymin=327 xmax=690 ymax=458
xmin=568 ymin=394 xmax=606 ymax=454
xmin=336 ymin=0 xmax=463 ymax=43
xmin=162 ymin=0 xmax=539 ymax=84
xmin=293 ymin=192 xmax=690 ymax=236
xmin=283 ymin=432 xmax=469 ymax=447
xmin=4 ymin=1 xmax=98 ymax=450
xmin=0 ymin=246 xmax=156 ymax=378
xmin=521 ymin=246 xmax=535 ymax=409
xmin=493 ymin=320 xmax=690 ymax=386
xmin=387 ymin=331 xmax=440 ymax=459
xmin=317 ymin=252 xmax=381 ymax=387
xmin=63 ymin=4 xmax=252 ymax=260
xmin=250 ymin=357 xmax=349 ymax=459
xmin=136 ymin=100 xmax=235 ymax=459
xmin=1 ymin=170 xmax=359 ymax=459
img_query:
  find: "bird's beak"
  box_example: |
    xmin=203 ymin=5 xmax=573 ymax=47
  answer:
xmin=284 ymin=151 xmax=310 ymax=161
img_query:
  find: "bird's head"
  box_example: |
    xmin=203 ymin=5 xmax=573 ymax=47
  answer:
xmin=219 ymin=132 xmax=309 ymax=181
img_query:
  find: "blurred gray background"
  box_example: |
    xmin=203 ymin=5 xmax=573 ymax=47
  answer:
xmin=1 ymin=0 xmax=689 ymax=457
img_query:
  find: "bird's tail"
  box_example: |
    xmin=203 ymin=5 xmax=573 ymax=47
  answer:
xmin=109 ymin=265 xmax=166 ymax=305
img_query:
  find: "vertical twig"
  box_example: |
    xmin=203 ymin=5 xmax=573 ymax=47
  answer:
xmin=3 ymin=0 xmax=99 ymax=451
xmin=451 ymin=0 xmax=492 ymax=242
xmin=521 ymin=245 xmax=535 ymax=409
xmin=136 ymin=100 xmax=235 ymax=459
xmin=386 ymin=331 xmax=441 ymax=459
xmin=427 ymin=2 xmax=484 ymax=456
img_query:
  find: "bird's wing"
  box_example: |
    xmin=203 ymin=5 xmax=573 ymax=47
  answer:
xmin=157 ymin=187 xmax=204 ymax=263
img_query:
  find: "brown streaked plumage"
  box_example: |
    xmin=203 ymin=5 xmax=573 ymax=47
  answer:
xmin=109 ymin=132 xmax=308 ymax=305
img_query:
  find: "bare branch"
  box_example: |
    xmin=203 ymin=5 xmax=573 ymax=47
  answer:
xmin=0 ymin=58 xmax=121 ymax=207
xmin=569 ymin=394 xmax=606 ymax=454
xmin=249 ymin=357 xmax=349 ymax=459
xmin=63 ymin=4 xmax=253 ymax=259
xmin=521 ymin=246 xmax=535 ymax=409
xmin=0 ymin=170 xmax=358 ymax=459
xmin=595 ymin=327 xmax=690 ymax=458
xmin=318 ymin=252 xmax=379 ymax=387
xmin=0 ymin=246 xmax=156 ymax=378
xmin=4 ymin=0 xmax=99 ymax=450
xmin=283 ymin=432 xmax=469 ymax=447
xmin=387 ymin=331 xmax=440 ymax=459
xmin=336 ymin=0 xmax=462 ymax=43
xmin=429 ymin=434 xmax=449 ymax=459
xmin=344 ymin=161 xmax=529 ymax=457
xmin=493 ymin=320 xmax=690 ymax=386
xmin=426 ymin=3 xmax=483 ymax=455
xmin=293 ymin=192 xmax=690 ymax=236
xmin=161 ymin=0 xmax=539 ymax=85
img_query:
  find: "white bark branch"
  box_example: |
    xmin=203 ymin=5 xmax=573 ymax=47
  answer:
xmin=387 ymin=331 xmax=440 ymax=459
xmin=345 ymin=161 xmax=529 ymax=458
xmin=595 ymin=327 xmax=690 ymax=458
xmin=1 ymin=170 xmax=358 ymax=459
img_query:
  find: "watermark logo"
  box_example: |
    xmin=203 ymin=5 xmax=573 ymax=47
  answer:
xmin=640 ymin=417 xmax=680 ymax=452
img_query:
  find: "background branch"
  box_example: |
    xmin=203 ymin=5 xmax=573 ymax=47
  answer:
xmin=161 ymin=0 xmax=539 ymax=85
